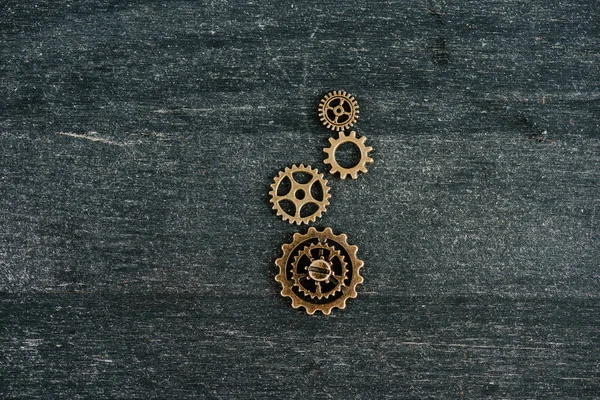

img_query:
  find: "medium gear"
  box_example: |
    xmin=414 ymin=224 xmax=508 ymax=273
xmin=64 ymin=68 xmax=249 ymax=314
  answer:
xmin=324 ymin=131 xmax=374 ymax=179
xmin=318 ymin=90 xmax=359 ymax=131
xmin=269 ymin=164 xmax=331 ymax=225
xmin=275 ymin=227 xmax=364 ymax=315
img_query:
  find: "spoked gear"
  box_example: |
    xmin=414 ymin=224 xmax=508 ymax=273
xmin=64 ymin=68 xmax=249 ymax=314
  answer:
xmin=324 ymin=131 xmax=374 ymax=179
xmin=269 ymin=164 xmax=331 ymax=225
xmin=318 ymin=90 xmax=359 ymax=131
xmin=292 ymin=243 xmax=348 ymax=300
xmin=275 ymin=227 xmax=364 ymax=315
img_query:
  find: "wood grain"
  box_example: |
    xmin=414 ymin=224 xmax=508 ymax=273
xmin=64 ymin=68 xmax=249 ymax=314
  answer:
xmin=1 ymin=0 xmax=598 ymax=398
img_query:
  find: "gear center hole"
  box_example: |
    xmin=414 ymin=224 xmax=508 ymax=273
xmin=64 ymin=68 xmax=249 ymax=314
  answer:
xmin=335 ymin=142 xmax=362 ymax=169
xmin=295 ymin=189 xmax=306 ymax=200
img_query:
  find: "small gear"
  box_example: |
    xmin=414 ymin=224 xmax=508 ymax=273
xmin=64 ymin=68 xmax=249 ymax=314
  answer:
xmin=269 ymin=164 xmax=331 ymax=225
xmin=324 ymin=131 xmax=374 ymax=179
xmin=275 ymin=227 xmax=364 ymax=315
xmin=292 ymin=243 xmax=348 ymax=300
xmin=318 ymin=90 xmax=359 ymax=131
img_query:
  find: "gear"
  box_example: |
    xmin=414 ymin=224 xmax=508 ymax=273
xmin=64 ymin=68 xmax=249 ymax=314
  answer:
xmin=324 ymin=131 xmax=374 ymax=179
xmin=275 ymin=227 xmax=364 ymax=315
xmin=292 ymin=243 xmax=348 ymax=300
xmin=269 ymin=164 xmax=331 ymax=225
xmin=318 ymin=90 xmax=359 ymax=131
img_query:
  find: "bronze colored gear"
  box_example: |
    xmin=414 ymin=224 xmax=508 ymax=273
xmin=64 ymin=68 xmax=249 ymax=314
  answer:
xmin=324 ymin=131 xmax=374 ymax=179
xmin=275 ymin=227 xmax=364 ymax=315
xmin=318 ymin=90 xmax=359 ymax=131
xmin=269 ymin=164 xmax=331 ymax=225
xmin=292 ymin=243 xmax=348 ymax=300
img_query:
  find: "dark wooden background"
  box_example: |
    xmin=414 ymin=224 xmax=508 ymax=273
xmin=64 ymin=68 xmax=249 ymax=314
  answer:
xmin=1 ymin=0 xmax=599 ymax=398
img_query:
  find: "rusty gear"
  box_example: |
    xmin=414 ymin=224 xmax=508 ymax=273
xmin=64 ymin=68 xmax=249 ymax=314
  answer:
xmin=324 ymin=131 xmax=374 ymax=179
xmin=275 ymin=227 xmax=364 ymax=315
xmin=318 ymin=90 xmax=359 ymax=131
xmin=269 ymin=164 xmax=331 ymax=225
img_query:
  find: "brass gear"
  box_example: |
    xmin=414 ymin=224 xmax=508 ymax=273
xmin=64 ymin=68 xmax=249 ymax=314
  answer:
xmin=318 ymin=90 xmax=359 ymax=131
xmin=269 ymin=164 xmax=331 ymax=225
xmin=292 ymin=243 xmax=348 ymax=300
xmin=324 ymin=131 xmax=374 ymax=179
xmin=275 ymin=227 xmax=364 ymax=315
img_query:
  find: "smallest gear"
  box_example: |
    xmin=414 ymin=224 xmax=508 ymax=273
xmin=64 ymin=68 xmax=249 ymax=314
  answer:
xmin=324 ymin=131 xmax=374 ymax=180
xmin=318 ymin=90 xmax=359 ymax=131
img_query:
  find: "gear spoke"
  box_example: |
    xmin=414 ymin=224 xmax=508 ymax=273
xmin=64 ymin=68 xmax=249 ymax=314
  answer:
xmin=274 ymin=192 xmax=295 ymax=203
xmin=289 ymin=174 xmax=302 ymax=186
xmin=296 ymin=273 xmax=308 ymax=281
xmin=307 ymin=174 xmax=319 ymax=188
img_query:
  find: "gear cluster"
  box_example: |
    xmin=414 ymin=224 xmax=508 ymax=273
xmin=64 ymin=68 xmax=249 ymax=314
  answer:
xmin=319 ymin=91 xmax=373 ymax=180
xmin=269 ymin=90 xmax=373 ymax=314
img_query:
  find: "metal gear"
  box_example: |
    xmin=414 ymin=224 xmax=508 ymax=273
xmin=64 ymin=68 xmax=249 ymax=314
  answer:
xmin=324 ymin=131 xmax=374 ymax=179
xmin=269 ymin=164 xmax=331 ymax=225
xmin=275 ymin=227 xmax=364 ymax=315
xmin=292 ymin=243 xmax=348 ymax=300
xmin=318 ymin=90 xmax=359 ymax=131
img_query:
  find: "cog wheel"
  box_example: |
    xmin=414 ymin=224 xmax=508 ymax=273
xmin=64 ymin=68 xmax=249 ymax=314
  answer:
xmin=292 ymin=243 xmax=348 ymax=300
xmin=324 ymin=131 xmax=374 ymax=179
xmin=318 ymin=90 xmax=359 ymax=131
xmin=275 ymin=227 xmax=364 ymax=315
xmin=269 ymin=164 xmax=331 ymax=225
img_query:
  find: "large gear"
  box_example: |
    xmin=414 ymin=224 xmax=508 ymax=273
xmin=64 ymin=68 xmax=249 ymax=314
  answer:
xmin=275 ymin=227 xmax=364 ymax=315
xmin=269 ymin=164 xmax=331 ymax=225
xmin=318 ymin=90 xmax=359 ymax=131
xmin=324 ymin=131 xmax=374 ymax=179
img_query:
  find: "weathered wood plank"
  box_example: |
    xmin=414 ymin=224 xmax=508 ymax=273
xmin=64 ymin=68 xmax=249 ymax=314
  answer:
xmin=1 ymin=0 xmax=598 ymax=398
